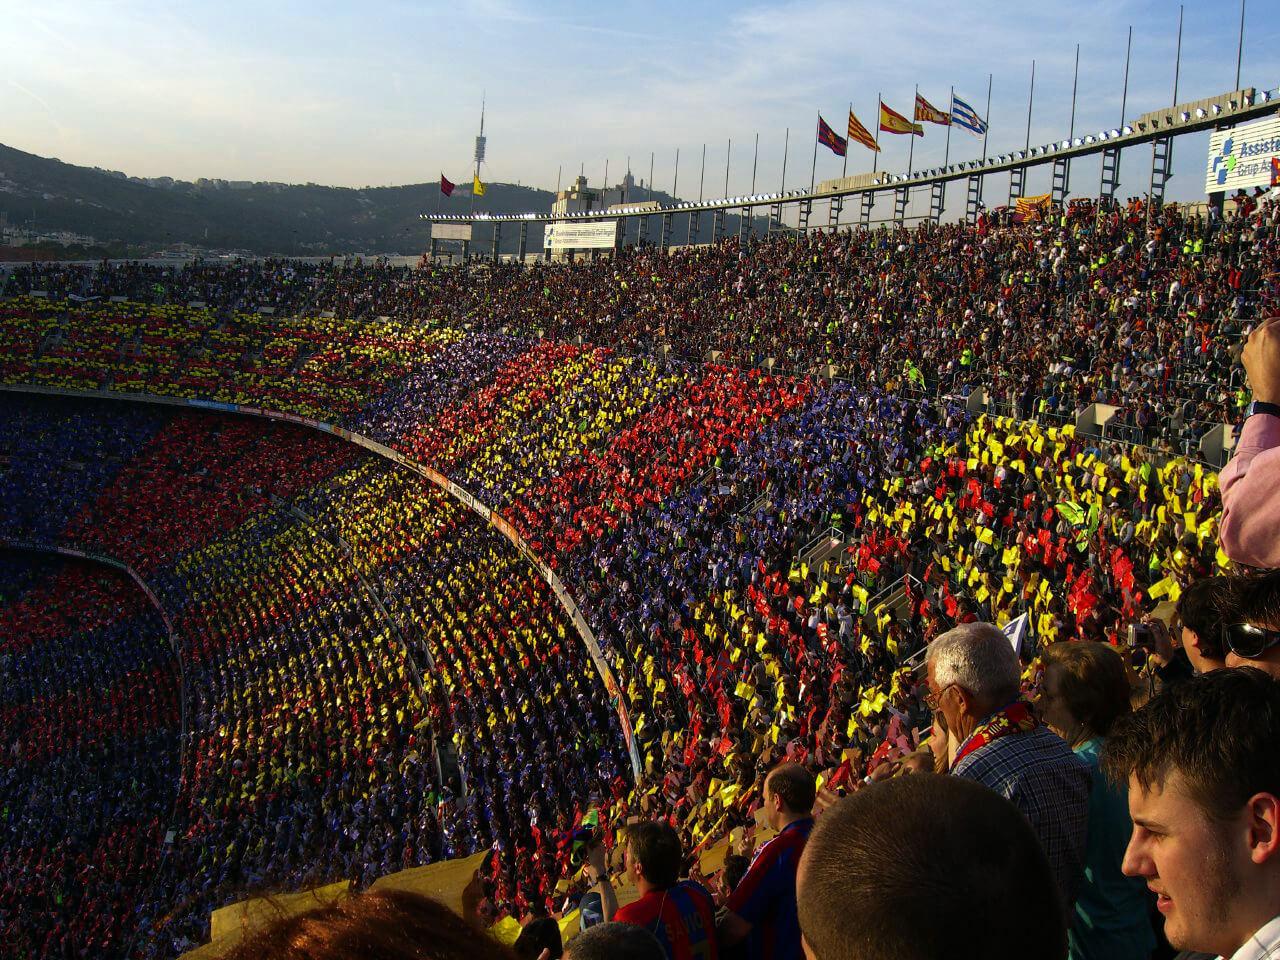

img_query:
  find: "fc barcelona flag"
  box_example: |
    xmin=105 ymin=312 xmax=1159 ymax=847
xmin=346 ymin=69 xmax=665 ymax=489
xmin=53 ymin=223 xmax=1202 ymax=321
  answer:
xmin=817 ymin=115 xmax=848 ymax=157
xmin=880 ymin=101 xmax=924 ymax=136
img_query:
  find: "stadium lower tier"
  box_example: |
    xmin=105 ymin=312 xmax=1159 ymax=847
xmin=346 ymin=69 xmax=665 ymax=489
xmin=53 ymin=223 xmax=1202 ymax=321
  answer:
xmin=0 ymin=396 xmax=619 ymax=957
xmin=0 ymin=552 xmax=181 ymax=960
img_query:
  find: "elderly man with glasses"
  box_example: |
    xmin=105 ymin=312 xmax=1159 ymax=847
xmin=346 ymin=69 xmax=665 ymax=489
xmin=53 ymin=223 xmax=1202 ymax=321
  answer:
xmin=925 ymin=622 xmax=1092 ymax=909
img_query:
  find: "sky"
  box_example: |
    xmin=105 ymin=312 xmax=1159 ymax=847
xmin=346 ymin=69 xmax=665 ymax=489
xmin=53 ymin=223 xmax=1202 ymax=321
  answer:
xmin=2 ymin=0 xmax=1278 ymax=213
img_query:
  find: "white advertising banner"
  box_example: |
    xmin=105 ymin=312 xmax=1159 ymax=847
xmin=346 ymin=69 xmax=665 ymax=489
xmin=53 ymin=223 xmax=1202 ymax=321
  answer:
xmin=1205 ymin=115 xmax=1280 ymax=194
xmin=543 ymin=221 xmax=618 ymax=250
xmin=431 ymin=223 xmax=473 ymax=242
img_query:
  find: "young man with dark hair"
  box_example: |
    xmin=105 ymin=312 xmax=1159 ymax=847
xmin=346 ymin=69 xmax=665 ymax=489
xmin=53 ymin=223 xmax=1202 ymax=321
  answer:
xmin=1175 ymin=576 xmax=1236 ymax=674
xmin=795 ymin=773 xmax=1067 ymax=960
xmin=718 ymin=763 xmax=815 ymax=960
xmin=1103 ymin=667 xmax=1280 ymax=958
xmin=612 ymin=821 xmax=719 ymax=960
xmin=1223 ymin=570 xmax=1280 ymax=679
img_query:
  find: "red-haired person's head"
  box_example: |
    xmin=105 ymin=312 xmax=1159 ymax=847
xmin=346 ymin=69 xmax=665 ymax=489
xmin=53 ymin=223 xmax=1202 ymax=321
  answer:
xmin=217 ymin=889 xmax=519 ymax=960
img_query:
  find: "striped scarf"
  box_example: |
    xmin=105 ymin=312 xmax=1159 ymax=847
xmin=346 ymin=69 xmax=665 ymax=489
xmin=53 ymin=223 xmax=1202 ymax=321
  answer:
xmin=954 ymin=700 xmax=1039 ymax=767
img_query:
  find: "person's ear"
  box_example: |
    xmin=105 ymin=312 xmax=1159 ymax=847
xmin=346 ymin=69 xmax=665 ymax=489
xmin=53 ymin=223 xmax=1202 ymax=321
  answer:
xmin=1246 ymin=793 xmax=1280 ymax=865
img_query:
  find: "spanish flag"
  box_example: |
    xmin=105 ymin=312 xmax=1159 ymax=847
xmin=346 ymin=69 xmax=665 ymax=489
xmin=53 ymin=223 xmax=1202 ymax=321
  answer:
xmin=847 ymin=109 xmax=880 ymax=152
xmin=879 ymin=101 xmax=924 ymax=136
xmin=473 ymin=174 xmax=487 ymax=197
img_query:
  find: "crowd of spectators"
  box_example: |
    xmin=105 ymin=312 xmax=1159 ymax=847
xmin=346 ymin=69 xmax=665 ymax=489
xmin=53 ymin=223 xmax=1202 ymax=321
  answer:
xmin=0 ymin=553 xmax=181 ymax=959
xmin=4 ymin=191 xmax=1277 ymax=453
xmin=0 ymin=189 xmax=1276 ymax=958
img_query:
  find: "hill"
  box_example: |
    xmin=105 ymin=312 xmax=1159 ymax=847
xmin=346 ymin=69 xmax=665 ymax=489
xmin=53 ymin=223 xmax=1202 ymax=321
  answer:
xmin=0 ymin=143 xmax=767 ymax=258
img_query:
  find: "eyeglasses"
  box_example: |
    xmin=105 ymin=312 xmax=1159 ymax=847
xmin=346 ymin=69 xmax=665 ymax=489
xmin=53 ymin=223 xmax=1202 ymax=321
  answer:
xmin=925 ymin=682 xmax=957 ymax=710
xmin=1222 ymin=622 xmax=1280 ymax=660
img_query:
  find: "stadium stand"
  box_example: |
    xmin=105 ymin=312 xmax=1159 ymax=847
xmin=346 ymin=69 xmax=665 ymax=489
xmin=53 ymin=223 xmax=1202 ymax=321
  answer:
xmin=0 ymin=552 xmax=181 ymax=959
xmin=0 ymin=189 xmax=1273 ymax=956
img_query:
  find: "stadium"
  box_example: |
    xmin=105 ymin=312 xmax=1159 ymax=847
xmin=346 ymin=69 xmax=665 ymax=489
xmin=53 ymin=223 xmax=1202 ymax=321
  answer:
xmin=3 ymin=7 xmax=1280 ymax=960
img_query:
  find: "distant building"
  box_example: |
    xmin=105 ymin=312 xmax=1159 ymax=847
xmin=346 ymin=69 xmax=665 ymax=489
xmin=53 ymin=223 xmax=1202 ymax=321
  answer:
xmin=551 ymin=172 xmax=637 ymax=217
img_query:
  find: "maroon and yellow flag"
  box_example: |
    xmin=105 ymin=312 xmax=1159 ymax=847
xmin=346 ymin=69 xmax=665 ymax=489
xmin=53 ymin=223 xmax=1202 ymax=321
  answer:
xmin=914 ymin=94 xmax=950 ymax=126
xmin=880 ymin=101 xmax=924 ymax=136
xmin=1014 ymin=193 xmax=1052 ymax=222
xmin=848 ymin=109 xmax=880 ymax=152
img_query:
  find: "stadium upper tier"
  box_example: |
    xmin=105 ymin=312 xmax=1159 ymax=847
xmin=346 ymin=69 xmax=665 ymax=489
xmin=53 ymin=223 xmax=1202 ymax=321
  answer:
xmin=2 ymin=197 xmax=1265 ymax=455
xmin=0 ymin=196 xmax=1262 ymax=956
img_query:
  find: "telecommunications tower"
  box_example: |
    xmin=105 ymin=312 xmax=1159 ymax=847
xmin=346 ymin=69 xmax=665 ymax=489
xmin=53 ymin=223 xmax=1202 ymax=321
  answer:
xmin=471 ymin=95 xmax=486 ymax=214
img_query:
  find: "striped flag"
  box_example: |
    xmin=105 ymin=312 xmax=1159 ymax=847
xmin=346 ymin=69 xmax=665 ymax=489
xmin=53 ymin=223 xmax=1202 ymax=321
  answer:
xmin=848 ymin=109 xmax=880 ymax=152
xmin=914 ymin=93 xmax=951 ymax=126
xmin=879 ymin=101 xmax=924 ymax=136
xmin=1014 ymin=193 xmax=1052 ymax=222
xmin=951 ymin=95 xmax=988 ymax=135
xmin=817 ymin=115 xmax=848 ymax=157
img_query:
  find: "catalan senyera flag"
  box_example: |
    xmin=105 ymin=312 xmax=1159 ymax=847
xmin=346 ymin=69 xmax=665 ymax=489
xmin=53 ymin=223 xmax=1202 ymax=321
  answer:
xmin=847 ymin=109 xmax=880 ymax=152
xmin=1014 ymin=193 xmax=1052 ymax=222
xmin=472 ymin=174 xmax=486 ymax=197
xmin=816 ymin=115 xmax=848 ymax=157
xmin=914 ymin=93 xmax=951 ymax=126
xmin=880 ymin=101 xmax=924 ymax=136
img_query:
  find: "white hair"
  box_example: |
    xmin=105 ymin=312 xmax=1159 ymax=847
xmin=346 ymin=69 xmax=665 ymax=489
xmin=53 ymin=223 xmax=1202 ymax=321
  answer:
xmin=928 ymin=622 xmax=1021 ymax=706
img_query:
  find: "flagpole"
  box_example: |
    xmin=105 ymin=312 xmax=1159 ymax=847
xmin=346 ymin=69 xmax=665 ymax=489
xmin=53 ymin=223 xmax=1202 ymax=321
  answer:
xmin=1069 ymin=44 xmax=1080 ymax=140
xmin=1152 ymin=5 xmax=1183 ymax=227
xmin=1173 ymin=4 xmax=1183 ymax=103
xmin=556 ymin=164 xmax=562 ymax=195
xmin=981 ymin=74 xmax=992 ymax=162
xmin=841 ymin=102 xmax=851 ymax=178
xmin=1024 ymin=60 xmax=1035 ymax=152
xmin=1235 ymin=0 xmax=1245 ymax=91
xmin=751 ymin=133 xmax=759 ymax=194
xmin=699 ymin=143 xmax=706 ymax=202
xmin=873 ymin=94 xmax=882 ymax=173
xmin=724 ymin=138 xmax=731 ymax=198
xmin=1120 ymin=25 xmax=1132 ymax=126
xmin=810 ymin=113 xmax=820 ymax=192
xmin=943 ymin=86 xmax=953 ymax=167
xmin=780 ymin=127 xmax=790 ymax=193
xmin=907 ymin=85 xmax=918 ymax=175
xmin=648 ymin=153 xmax=654 ymax=202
